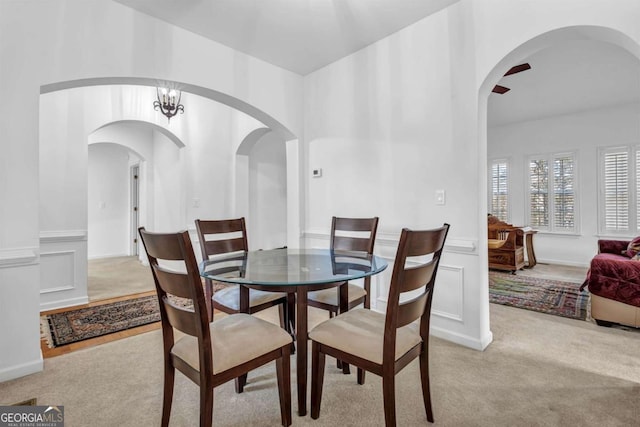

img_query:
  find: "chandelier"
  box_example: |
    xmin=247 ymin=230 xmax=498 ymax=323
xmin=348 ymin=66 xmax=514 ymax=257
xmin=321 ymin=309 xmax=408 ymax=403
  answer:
xmin=153 ymin=87 xmax=184 ymax=123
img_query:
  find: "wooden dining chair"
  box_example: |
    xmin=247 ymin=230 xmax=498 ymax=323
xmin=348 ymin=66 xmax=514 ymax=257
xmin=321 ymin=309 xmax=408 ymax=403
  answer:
xmin=194 ymin=218 xmax=293 ymax=335
xmin=139 ymin=227 xmax=292 ymax=427
xmin=309 ymin=224 xmax=450 ymax=427
xmin=307 ymin=216 xmax=379 ymax=316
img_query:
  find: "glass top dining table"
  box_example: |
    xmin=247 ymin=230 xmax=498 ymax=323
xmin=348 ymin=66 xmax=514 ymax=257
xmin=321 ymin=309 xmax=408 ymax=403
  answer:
xmin=200 ymin=247 xmax=388 ymax=416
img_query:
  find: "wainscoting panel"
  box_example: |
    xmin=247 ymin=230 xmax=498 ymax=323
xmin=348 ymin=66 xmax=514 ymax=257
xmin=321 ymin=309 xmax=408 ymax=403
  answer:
xmin=432 ymin=265 xmax=465 ymax=322
xmin=40 ymin=250 xmax=76 ymax=293
xmin=39 ymin=230 xmax=88 ymax=310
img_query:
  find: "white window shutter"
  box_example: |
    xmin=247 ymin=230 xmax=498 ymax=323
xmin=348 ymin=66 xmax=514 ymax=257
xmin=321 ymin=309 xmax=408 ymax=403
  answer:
xmin=491 ymin=160 xmax=509 ymax=221
xmin=603 ymin=150 xmax=629 ymax=231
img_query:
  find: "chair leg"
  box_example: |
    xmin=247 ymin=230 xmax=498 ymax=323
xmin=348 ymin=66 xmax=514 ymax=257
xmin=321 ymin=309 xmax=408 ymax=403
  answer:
xmin=235 ymin=374 xmax=247 ymax=393
xmin=310 ymin=341 xmax=326 ymax=420
xmin=331 ymin=310 xmax=351 ymax=373
xmin=200 ymin=380 xmax=214 ymax=427
xmin=287 ymin=293 xmax=296 ymax=333
xmin=276 ymin=346 xmax=292 ymax=427
xmin=278 ymin=304 xmax=286 ymax=330
xmin=419 ymin=348 xmax=434 ymax=422
xmin=382 ymin=370 xmax=396 ymax=427
xmin=357 ymin=368 xmax=366 ymax=385
xmin=285 ymin=294 xmax=296 ymax=354
xmin=161 ymin=361 xmax=175 ymax=427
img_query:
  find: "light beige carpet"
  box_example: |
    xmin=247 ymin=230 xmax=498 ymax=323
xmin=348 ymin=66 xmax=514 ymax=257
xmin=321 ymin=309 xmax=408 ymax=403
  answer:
xmin=88 ymin=256 xmax=155 ymax=301
xmin=2 ymin=304 xmax=639 ymax=426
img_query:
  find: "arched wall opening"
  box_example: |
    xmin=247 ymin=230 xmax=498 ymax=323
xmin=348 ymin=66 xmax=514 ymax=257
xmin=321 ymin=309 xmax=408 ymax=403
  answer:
xmin=38 ymin=80 xmax=299 ymax=310
xmin=236 ymin=128 xmax=288 ymax=250
xmin=478 ymin=25 xmax=640 ymax=324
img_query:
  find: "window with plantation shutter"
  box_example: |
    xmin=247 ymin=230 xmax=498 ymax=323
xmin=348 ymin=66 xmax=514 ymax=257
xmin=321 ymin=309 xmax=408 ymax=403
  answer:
xmin=603 ymin=150 xmax=629 ymax=231
xmin=490 ymin=159 xmax=509 ymax=221
xmin=553 ymin=156 xmax=575 ymax=229
xmin=597 ymin=146 xmax=640 ymax=235
xmin=529 ymin=159 xmax=549 ymax=228
xmin=528 ymin=152 xmax=577 ymax=233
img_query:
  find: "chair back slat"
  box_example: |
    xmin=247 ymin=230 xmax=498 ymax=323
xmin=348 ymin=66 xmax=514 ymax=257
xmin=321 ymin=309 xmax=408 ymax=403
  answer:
xmin=140 ymin=231 xmax=185 ymax=261
xmin=398 ymin=261 xmax=437 ymax=294
xmin=330 ymin=216 xmax=379 ymax=254
xmin=203 ymin=238 xmax=246 ymax=257
xmin=154 ymin=267 xmax=193 ymax=299
xmin=334 ymin=217 xmax=380 ymax=232
xmin=163 ymin=298 xmax=199 ymax=336
xmin=195 ymin=218 xmax=248 ymax=258
xmin=404 ymin=228 xmax=448 ymax=258
xmin=333 ymin=236 xmax=372 ymax=253
xmin=396 ymin=293 xmax=429 ymax=328
xmin=139 ymin=227 xmax=211 ymax=345
xmin=384 ymin=224 xmax=450 ymax=358
xmin=196 ymin=218 xmax=245 ymax=234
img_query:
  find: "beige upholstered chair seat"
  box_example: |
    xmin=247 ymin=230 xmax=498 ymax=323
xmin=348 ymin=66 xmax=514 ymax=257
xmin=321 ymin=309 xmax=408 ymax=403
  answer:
xmin=309 ymin=308 xmax=421 ymax=365
xmin=172 ymin=313 xmax=292 ymax=375
xmin=487 ymin=238 xmax=506 ymax=249
xmin=213 ymin=285 xmax=287 ymax=310
xmin=307 ymin=283 xmax=367 ymax=307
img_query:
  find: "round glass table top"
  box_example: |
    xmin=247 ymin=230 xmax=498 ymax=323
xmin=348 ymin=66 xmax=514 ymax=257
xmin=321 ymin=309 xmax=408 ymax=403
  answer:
xmin=199 ymin=248 xmax=387 ymax=287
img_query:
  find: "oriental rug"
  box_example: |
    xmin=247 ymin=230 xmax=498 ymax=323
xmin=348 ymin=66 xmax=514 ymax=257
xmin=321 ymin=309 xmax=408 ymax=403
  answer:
xmin=41 ymin=295 xmax=162 ymax=348
xmin=489 ymin=271 xmax=589 ymax=320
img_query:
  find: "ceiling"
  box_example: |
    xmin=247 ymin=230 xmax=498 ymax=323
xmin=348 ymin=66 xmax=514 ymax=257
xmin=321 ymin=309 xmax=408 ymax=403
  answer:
xmin=115 ymin=0 xmax=459 ymax=75
xmin=114 ymin=2 xmax=640 ymax=125
xmin=488 ymin=40 xmax=640 ymax=126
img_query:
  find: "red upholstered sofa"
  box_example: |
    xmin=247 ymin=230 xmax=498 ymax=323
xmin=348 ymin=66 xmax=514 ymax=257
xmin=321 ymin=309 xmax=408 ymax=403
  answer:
xmin=583 ymin=239 xmax=640 ymax=327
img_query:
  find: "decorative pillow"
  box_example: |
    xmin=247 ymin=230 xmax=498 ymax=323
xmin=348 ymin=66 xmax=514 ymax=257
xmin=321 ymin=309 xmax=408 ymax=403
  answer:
xmin=626 ymin=236 xmax=640 ymax=258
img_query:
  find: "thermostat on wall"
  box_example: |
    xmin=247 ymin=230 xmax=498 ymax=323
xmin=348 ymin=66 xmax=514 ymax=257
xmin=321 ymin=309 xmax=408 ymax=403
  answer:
xmin=312 ymin=168 xmax=322 ymax=178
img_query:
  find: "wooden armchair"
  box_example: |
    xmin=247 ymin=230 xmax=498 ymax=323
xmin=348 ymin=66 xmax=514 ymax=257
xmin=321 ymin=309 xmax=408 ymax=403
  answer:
xmin=487 ymin=215 xmax=526 ymax=273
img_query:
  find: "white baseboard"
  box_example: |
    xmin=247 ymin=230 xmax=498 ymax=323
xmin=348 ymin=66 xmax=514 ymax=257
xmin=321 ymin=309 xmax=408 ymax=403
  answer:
xmin=430 ymin=326 xmax=493 ymax=351
xmin=0 ymin=358 xmax=43 ymax=382
xmin=87 ymin=253 xmax=130 ymax=260
xmin=536 ymin=258 xmax=590 ymax=268
xmin=40 ymin=296 xmax=89 ymax=312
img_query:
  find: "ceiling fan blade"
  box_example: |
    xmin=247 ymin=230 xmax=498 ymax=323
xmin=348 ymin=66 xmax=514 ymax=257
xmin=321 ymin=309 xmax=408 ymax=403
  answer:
xmin=504 ymin=63 xmax=531 ymax=76
xmin=492 ymin=85 xmax=510 ymax=94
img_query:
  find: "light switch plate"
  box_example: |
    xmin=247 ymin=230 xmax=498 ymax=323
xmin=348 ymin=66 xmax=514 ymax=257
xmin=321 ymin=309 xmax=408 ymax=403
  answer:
xmin=435 ymin=189 xmax=445 ymax=205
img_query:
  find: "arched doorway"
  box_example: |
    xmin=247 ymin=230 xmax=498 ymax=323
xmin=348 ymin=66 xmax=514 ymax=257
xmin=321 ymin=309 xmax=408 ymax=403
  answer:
xmin=38 ymin=81 xmax=299 ymax=310
xmin=479 ymin=25 xmax=640 ymax=319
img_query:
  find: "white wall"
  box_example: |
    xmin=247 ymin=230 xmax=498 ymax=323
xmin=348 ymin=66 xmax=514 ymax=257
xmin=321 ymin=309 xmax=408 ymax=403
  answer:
xmin=0 ymin=0 xmax=302 ymax=382
xmin=303 ymin=0 xmax=640 ymax=352
xmin=488 ymin=103 xmax=640 ymax=266
xmin=88 ymin=143 xmax=134 ymax=258
xmin=303 ymin=5 xmax=488 ymax=350
xmin=151 ymin=130 xmax=185 ymax=233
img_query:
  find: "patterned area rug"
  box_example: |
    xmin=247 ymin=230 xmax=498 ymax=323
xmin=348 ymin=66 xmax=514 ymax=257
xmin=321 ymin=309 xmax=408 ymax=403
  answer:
xmin=489 ymin=271 xmax=589 ymax=320
xmin=42 ymin=295 xmax=162 ymax=348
